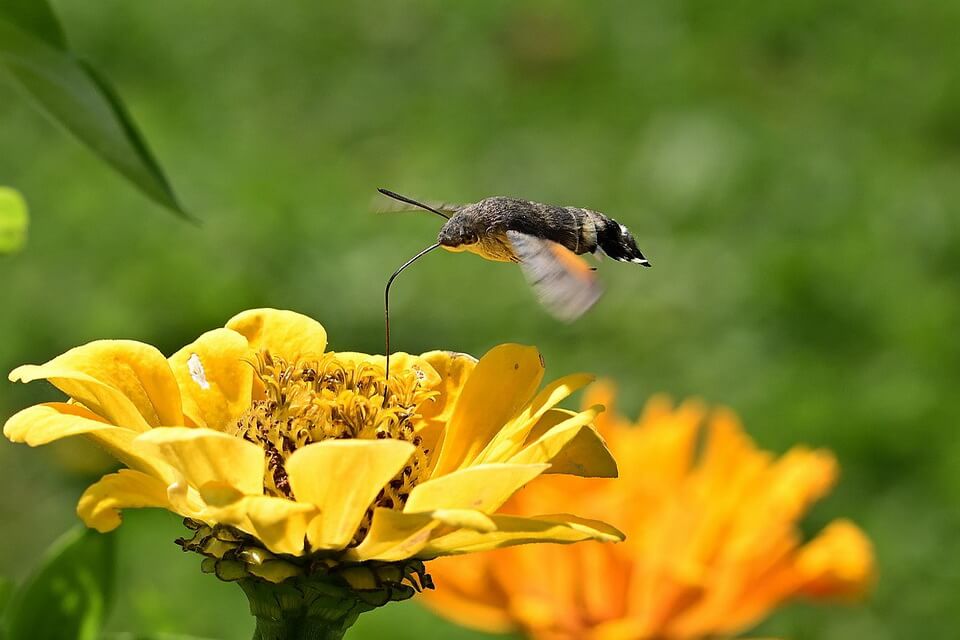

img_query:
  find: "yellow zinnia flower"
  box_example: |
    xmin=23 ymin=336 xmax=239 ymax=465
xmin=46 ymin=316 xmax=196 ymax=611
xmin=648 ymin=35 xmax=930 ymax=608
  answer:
xmin=4 ymin=309 xmax=622 ymax=598
xmin=424 ymin=382 xmax=875 ymax=640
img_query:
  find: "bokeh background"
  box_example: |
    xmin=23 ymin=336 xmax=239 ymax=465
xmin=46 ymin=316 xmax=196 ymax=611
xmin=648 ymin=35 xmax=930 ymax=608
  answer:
xmin=2 ymin=1 xmax=958 ymax=638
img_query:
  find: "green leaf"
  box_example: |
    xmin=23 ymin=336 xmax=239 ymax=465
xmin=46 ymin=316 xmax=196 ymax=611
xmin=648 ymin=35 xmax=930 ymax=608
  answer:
xmin=0 ymin=0 xmax=65 ymax=48
xmin=0 ymin=577 xmax=12 ymax=640
xmin=100 ymin=634 xmax=219 ymax=640
xmin=5 ymin=527 xmax=116 ymax=640
xmin=0 ymin=187 xmax=28 ymax=254
xmin=0 ymin=577 xmax=14 ymax=615
xmin=0 ymin=2 xmax=189 ymax=219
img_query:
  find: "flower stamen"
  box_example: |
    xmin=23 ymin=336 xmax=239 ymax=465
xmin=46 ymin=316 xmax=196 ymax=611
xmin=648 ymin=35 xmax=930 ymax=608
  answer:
xmin=235 ymin=350 xmax=437 ymax=542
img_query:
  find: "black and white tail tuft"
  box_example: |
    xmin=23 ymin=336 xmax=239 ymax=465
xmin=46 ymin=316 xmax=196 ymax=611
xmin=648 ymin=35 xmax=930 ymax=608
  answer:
xmin=595 ymin=217 xmax=651 ymax=267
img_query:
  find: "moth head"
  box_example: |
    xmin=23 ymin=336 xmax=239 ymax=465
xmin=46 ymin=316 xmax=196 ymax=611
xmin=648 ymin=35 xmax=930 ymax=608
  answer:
xmin=438 ymin=217 xmax=481 ymax=248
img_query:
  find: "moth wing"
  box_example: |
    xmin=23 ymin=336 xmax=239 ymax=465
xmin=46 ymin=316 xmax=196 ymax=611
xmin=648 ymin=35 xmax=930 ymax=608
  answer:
xmin=506 ymin=230 xmax=603 ymax=322
xmin=373 ymin=192 xmax=463 ymax=216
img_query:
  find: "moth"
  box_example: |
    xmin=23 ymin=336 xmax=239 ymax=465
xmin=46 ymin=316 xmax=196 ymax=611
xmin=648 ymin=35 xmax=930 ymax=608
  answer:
xmin=379 ymin=188 xmax=651 ymax=321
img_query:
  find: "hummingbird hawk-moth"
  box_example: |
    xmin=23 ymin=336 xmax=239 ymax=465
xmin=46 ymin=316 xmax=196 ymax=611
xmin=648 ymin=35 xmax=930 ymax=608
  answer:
xmin=379 ymin=187 xmax=650 ymax=317
xmin=377 ymin=188 xmax=651 ymax=381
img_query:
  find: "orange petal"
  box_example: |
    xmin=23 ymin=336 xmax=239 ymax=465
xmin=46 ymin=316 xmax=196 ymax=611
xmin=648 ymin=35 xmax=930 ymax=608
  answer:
xmin=423 ymin=553 xmax=517 ymax=634
xmin=797 ymin=520 xmax=876 ymax=600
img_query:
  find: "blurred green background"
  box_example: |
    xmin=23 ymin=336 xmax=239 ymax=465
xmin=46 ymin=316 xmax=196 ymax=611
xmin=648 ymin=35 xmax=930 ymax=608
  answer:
xmin=2 ymin=1 xmax=958 ymax=638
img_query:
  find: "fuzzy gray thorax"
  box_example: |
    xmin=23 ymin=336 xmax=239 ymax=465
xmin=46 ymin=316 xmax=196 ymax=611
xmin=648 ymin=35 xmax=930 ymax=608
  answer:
xmin=437 ymin=196 xmax=610 ymax=260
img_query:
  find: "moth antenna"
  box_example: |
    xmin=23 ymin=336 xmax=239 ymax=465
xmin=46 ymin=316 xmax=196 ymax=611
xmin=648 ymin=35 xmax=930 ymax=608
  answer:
xmin=384 ymin=242 xmax=442 ymax=401
xmin=378 ymin=188 xmax=451 ymax=220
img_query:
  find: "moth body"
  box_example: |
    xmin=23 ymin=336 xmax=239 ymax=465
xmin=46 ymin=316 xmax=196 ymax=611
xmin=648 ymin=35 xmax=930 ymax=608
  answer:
xmin=437 ymin=196 xmax=649 ymax=266
xmin=379 ymin=188 xmax=651 ymax=321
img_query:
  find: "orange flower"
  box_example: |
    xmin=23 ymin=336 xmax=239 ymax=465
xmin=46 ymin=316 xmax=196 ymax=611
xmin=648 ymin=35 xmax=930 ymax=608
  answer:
xmin=423 ymin=383 xmax=875 ymax=639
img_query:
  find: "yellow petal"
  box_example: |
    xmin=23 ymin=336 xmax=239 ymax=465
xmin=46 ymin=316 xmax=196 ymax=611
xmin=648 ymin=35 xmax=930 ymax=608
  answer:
xmin=244 ymin=496 xmax=316 ymax=556
xmin=336 ymin=351 xmax=442 ymax=388
xmin=9 ymin=340 xmax=183 ymax=429
xmin=417 ymin=351 xmax=478 ymax=467
xmin=225 ymin=308 xmax=327 ymax=362
xmin=197 ymin=482 xmax=246 ymax=508
xmin=77 ymin=469 xmax=173 ymax=532
xmin=135 ymin=427 xmax=264 ymax=496
xmin=522 ymin=372 xmax=595 ymax=426
xmin=405 ymin=463 xmax=549 ymax=514
xmin=509 ymin=408 xmax=619 ymax=478
xmin=432 ymin=344 xmax=545 ymax=476
xmin=345 ymin=508 xmax=440 ymax=562
xmin=388 ymin=352 xmax=442 ymax=388
xmin=541 ymin=426 xmax=618 ymax=478
xmin=344 ymin=508 xmax=495 ymax=562
xmin=285 ymin=439 xmax=414 ymax=549
xmin=176 ymin=483 xmax=249 ymax=529
xmin=5 ymin=402 xmax=116 ymax=445
xmin=477 ymin=373 xmax=595 ymax=464
xmin=168 ymin=328 xmax=253 ymax=430
xmin=4 ymin=403 xmax=173 ymax=480
xmin=418 ymin=350 xmax=477 ymax=424
xmin=523 ymin=407 xmax=578 ymax=441
xmin=430 ymin=509 xmax=497 ymax=533
xmin=418 ymin=513 xmax=625 ymax=557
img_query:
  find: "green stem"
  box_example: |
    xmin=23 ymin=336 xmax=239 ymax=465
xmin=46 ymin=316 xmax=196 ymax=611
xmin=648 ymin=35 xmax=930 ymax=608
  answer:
xmin=250 ymin=614 xmax=354 ymax=640
xmin=239 ymin=577 xmax=376 ymax=640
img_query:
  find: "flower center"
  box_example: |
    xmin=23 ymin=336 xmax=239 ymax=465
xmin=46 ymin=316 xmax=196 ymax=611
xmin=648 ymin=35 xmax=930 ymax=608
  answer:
xmin=234 ymin=350 xmax=437 ymax=539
